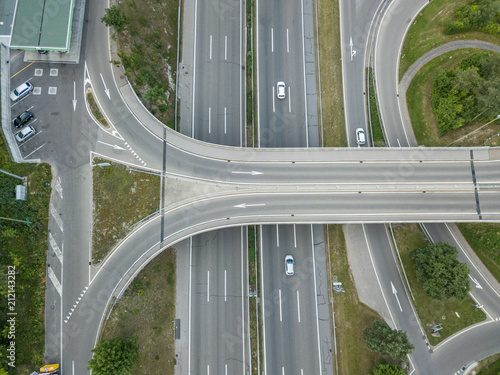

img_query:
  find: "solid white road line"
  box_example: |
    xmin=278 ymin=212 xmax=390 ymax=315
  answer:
xmin=287 ymin=28 xmax=289 ymax=53
xmin=288 ymin=87 xmax=291 ymax=112
xmin=210 ymin=35 xmax=212 ymax=60
xmin=48 ymin=232 xmax=63 ymax=264
xmin=272 ymin=86 xmax=276 ymax=112
xmin=225 ymin=35 xmax=228 ymax=60
xmin=282 ymin=367 xmax=285 ymax=375
xmin=207 ymin=270 xmax=210 ymax=302
xmin=188 ymin=239 xmax=193 ymax=374
xmin=301 ymin=0 xmax=309 ymax=148
xmin=48 ymin=266 xmax=62 ymax=297
xmin=293 ymin=224 xmax=297 ymax=247
xmin=224 ymin=269 xmax=227 ymax=302
xmin=276 ymin=224 xmax=279 ymax=246
xmin=224 ymin=107 xmax=227 ymax=134
xmin=225 ymin=363 xmax=227 ymax=375
xmin=208 ymin=107 xmax=211 ymax=133
xmin=271 ymin=28 xmax=274 ymax=52
xmin=311 ymin=225 xmax=323 ymax=374
xmin=297 ymin=290 xmax=301 ymax=322
xmin=207 ymin=365 xmax=209 ymax=375
xmin=191 ymin=0 xmax=198 ymax=137
xmin=279 ymin=289 xmax=282 ymax=322
xmin=260 ymin=227 xmax=268 ymax=375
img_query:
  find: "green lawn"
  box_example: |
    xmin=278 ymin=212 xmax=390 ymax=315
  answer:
xmin=102 ymin=249 xmax=176 ymax=375
xmin=405 ymin=49 xmax=500 ymax=147
xmin=400 ymin=0 xmax=500 ymax=80
xmin=391 ymin=224 xmax=486 ymax=346
xmin=478 ymin=353 xmax=500 ymax=375
xmin=92 ymin=159 xmax=160 ymax=264
xmin=327 ymin=225 xmax=383 ymax=374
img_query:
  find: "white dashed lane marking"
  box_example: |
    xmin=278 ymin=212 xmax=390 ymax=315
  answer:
xmin=64 ymin=287 xmax=88 ymax=324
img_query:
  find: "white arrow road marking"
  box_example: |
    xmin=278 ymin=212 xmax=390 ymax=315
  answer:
xmin=72 ymin=81 xmax=77 ymax=111
xmin=391 ymin=281 xmax=403 ymax=312
xmin=231 ymin=171 xmax=263 ymax=175
xmin=469 ymin=275 xmax=483 ymax=289
xmin=349 ymin=37 xmax=356 ymax=60
xmin=98 ymin=141 xmax=125 ymax=150
xmin=233 ymin=203 xmax=266 ymax=208
xmin=48 ymin=266 xmax=62 ymax=297
xmin=100 ymin=73 xmax=111 ymax=99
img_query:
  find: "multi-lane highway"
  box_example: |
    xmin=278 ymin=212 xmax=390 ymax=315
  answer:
xmin=5 ymin=0 xmax=500 ymax=374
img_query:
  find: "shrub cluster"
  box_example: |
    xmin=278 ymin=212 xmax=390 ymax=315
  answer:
xmin=431 ymin=51 xmax=500 ymax=135
xmin=444 ymin=0 xmax=500 ymax=36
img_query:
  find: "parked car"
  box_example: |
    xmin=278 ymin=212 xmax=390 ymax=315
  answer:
xmin=285 ymin=254 xmax=294 ymax=275
xmin=12 ymin=110 xmax=33 ymax=128
xmin=15 ymin=125 xmax=36 ymax=143
xmin=10 ymin=82 xmax=33 ymax=102
xmin=277 ymin=81 xmax=286 ymax=99
xmin=355 ymin=128 xmax=366 ymax=145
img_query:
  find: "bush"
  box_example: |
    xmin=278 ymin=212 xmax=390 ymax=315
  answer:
xmin=88 ymin=337 xmax=139 ymax=375
xmin=444 ymin=0 xmax=500 ymax=37
xmin=363 ymin=320 xmax=414 ymax=361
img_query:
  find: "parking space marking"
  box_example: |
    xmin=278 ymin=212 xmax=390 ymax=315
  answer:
xmin=10 ymin=50 xmax=25 ymax=60
xmin=47 ymin=266 xmax=62 ymax=297
xmin=48 ymin=87 xmax=57 ymax=95
xmin=34 ymin=68 xmax=43 ymax=76
xmin=50 ymin=203 xmax=64 ymax=232
xmin=50 ymin=68 xmax=58 ymax=76
xmin=10 ymin=61 xmax=35 ymax=79
xmin=23 ymin=142 xmax=45 ymax=159
xmin=33 ymin=87 xmax=42 ymax=95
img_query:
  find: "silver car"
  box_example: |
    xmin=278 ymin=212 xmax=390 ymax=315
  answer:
xmin=277 ymin=81 xmax=286 ymax=99
xmin=10 ymin=82 xmax=33 ymax=102
xmin=285 ymin=255 xmax=294 ymax=275
xmin=355 ymin=128 xmax=366 ymax=145
xmin=15 ymin=126 xmax=36 ymax=143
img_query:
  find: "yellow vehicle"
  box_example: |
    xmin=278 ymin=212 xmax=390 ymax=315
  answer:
xmin=39 ymin=364 xmax=60 ymax=374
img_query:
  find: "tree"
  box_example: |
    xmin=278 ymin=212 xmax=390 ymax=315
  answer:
xmin=363 ymin=320 xmax=414 ymax=360
xmin=410 ymin=242 xmax=471 ymax=300
xmin=87 ymin=337 xmax=139 ymax=375
xmin=101 ymin=5 xmax=129 ymax=32
xmin=373 ymin=363 xmax=406 ymax=375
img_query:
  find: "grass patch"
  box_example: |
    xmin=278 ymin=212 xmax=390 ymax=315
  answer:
xmin=86 ymin=91 xmax=109 ymax=128
xmin=326 ymin=225 xmax=383 ymax=374
xmin=92 ymin=159 xmax=160 ymax=264
xmin=101 ymin=248 xmax=176 ymax=375
xmin=317 ymin=0 xmax=346 ymax=147
xmin=248 ymin=226 xmax=262 ymax=375
xmin=478 ymin=353 xmax=500 ymax=375
xmin=406 ymin=49 xmax=500 ymax=146
xmin=114 ymin=0 xmax=179 ymax=128
xmin=367 ymin=67 xmax=385 ymax=146
xmin=391 ymin=224 xmax=486 ymax=346
xmin=457 ymin=223 xmax=500 ymax=283
xmin=399 ymin=0 xmax=500 ymax=80
xmin=0 ymin=133 xmax=52 ymax=373
xmin=246 ymin=0 xmax=256 ymax=147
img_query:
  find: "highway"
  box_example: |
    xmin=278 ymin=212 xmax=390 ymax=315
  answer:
xmin=5 ymin=0 xmax=500 ymax=373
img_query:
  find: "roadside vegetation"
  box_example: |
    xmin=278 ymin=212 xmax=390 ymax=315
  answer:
xmin=247 ymin=0 xmax=257 ymax=147
xmin=366 ymin=68 xmax=385 ymax=146
xmin=406 ymin=49 xmax=500 ymax=146
xmin=458 ymin=223 xmax=500 ymax=283
xmin=102 ymin=1 xmax=179 ymax=128
xmin=326 ymin=225 xmax=384 ymax=374
xmin=86 ymin=91 xmax=109 ymax=128
xmin=92 ymin=159 xmax=160 ymax=264
xmin=317 ymin=0 xmax=346 ymax=147
xmin=101 ymin=249 xmax=176 ymax=374
xmin=247 ymin=226 xmax=262 ymax=375
xmin=0 ymin=134 xmax=52 ymax=373
xmin=478 ymin=353 xmax=500 ymax=374
xmin=391 ymin=224 xmax=486 ymax=346
xmin=400 ymin=0 xmax=500 ymax=80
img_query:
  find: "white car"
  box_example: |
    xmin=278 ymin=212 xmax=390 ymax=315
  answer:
xmin=277 ymin=81 xmax=286 ymax=99
xmin=10 ymin=82 xmax=33 ymax=102
xmin=355 ymin=128 xmax=366 ymax=145
xmin=15 ymin=125 xmax=36 ymax=143
xmin=285 ymin=255 xmax=294 ymax=275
